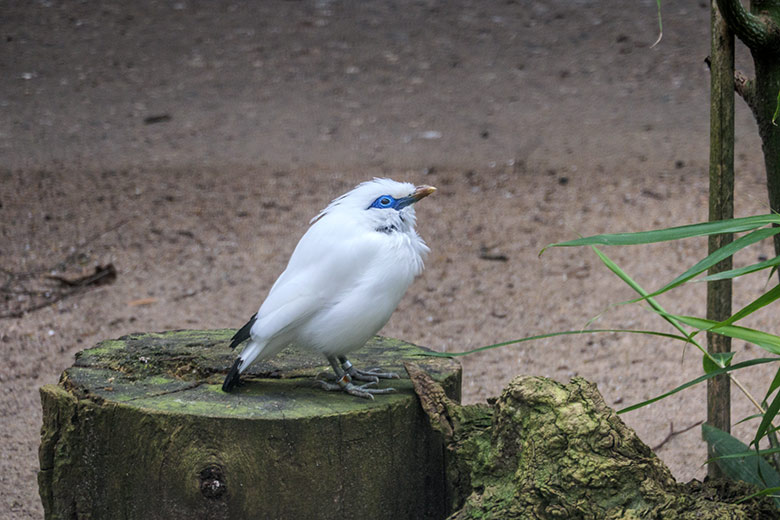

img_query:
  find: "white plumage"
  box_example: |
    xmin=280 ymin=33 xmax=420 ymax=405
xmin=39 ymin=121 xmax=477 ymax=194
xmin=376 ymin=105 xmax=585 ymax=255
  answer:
xmin=223 ymin=178 xmax=435 ymax=398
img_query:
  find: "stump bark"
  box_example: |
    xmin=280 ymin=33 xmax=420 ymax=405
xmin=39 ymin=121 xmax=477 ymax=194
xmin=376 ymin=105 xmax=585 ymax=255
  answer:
xmin=38 ymin=330 xmax=461 ymax=520
xmin=405 ymin=364 xmax=779 ymax=519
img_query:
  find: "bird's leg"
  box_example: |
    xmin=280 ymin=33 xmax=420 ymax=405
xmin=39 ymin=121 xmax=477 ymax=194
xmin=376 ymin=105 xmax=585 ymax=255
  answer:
xmin=314 ymin=356 xmax=395 ymax=399
xmin=338 ymin=356 xmax=400 ymax=383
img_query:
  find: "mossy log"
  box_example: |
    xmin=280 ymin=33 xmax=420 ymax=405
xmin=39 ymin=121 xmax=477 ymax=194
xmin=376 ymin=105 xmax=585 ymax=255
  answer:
xmin=405 ymin=364 xmax=779 ymax=519
xmin=38 ymin=330 xmax=461 ymax=520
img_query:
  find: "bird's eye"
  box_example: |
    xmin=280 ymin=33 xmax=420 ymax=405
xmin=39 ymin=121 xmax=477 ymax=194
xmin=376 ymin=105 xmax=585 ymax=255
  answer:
xmin=369 ymin=195 xmax=396 ymax=209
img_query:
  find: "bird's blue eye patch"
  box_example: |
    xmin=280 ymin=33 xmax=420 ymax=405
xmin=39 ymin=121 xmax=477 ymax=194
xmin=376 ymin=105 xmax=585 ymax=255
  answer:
xmin=369 ymin=195 xmax=397 ymax=209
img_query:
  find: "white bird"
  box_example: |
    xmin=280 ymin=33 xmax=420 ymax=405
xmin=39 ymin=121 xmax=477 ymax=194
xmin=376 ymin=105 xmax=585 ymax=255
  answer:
xmin=222 ymin=178 xmax=435 ymax=399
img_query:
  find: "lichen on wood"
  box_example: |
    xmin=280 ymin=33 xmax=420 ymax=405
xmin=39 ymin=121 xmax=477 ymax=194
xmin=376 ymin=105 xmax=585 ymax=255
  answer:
xmin=406 ymin=365 xmax=779 ymax=519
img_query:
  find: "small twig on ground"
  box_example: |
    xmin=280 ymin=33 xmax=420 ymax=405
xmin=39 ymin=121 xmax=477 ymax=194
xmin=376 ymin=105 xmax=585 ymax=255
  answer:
xmin=1 ymin=265 xmax=116 ymax=318
xmin=1 ymin=220 xmax=126 ymax=319
xmin=478 ymin=245 xmax=509 ymax=262
xmin=47 ymin=264 xmax=117 ymax=287
xmin=652 ymin=420 xmax=704 ymax=451
xmin=0 ymin=286 xmax=89 ymax=319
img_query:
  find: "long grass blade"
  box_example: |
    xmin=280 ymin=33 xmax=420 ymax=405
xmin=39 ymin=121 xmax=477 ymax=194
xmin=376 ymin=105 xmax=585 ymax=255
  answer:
xmin=765 ymin=367 xmax=780 ymax=402
xmin=648 ymin=228 xmax=780 ymax=297
xmin=735 ymin=486 xmax=780 ymax=505
xmin=610 ymin=229 xmax=780 ymax=308
xmin=717 ymin=284 xmax=780 ymax=329
xmin=590 ymin=246 xmax=704 ymax=353
xmin=651 ymin=0 xmax=663 ymax=47
xmin=711 ymin=447 xmax=780 ymax=460
xmin=419 ymin=329 xmax=690 ymax=358
xmin=698 ymin=255 xmax=780 ymax=282
xmin=659 ymin=314 xmax=780 ymax=355
xmin=755 ymin=387 xmax=780 ymax=449
xmin=735 ymin=413 xmax=765 ymax=426
xmin=618 ymin=358 xmax=779 ymax=413
xmin=541 ymin=214 xmax=779 ymax=252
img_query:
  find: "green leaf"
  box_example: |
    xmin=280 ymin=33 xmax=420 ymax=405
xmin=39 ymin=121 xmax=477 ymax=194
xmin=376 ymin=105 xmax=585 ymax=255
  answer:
xmin=736 ymin=486 xmax=780 ymax=505
xmin=754 ymin=388 xmax=780 ymax=449
xmin=765 ymin=367 xmax=780 ymax=402
xmin=419 ymin=328 xmax=690 ymax=358
xmin=618 ymin=358 xmax=778 ymax=414
xmin=735 ymin=413 xmax=765 ymax=426
xmin=698 ymin=255 xmax=780 ymax=282
xmin=651 ymin=0 xmax=663 ymax=47
xmin=718 ymin=284 xmax=780 ymax=329
xmin=661 ymin=314 xmax=780 ymax=355
xmin=541 ymin=214 xmax=779 ymax=252
xmin=610 ymin=230 xmax=780 ymax=313
xmin=703 ymin=351 xmax=734 ymax=374
xmin=702 ymin=423 xmax=780 ymax=505
xmin=712 ymin=446 xmax=780 ymax=460
xmin=648 ymin=228 xmax=780 ymax=298
xmin=590 ymin=246 xmax=704 ymax=354
xmin=773 ymin=89 xmax=780 ymax=126
xmin=612 ymin=229 xmax=780 ymax=308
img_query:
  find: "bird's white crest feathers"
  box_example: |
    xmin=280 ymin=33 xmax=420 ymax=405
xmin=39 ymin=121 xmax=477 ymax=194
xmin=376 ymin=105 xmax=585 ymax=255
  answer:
xmin=311 ymin=178 xmax=417 ymax=223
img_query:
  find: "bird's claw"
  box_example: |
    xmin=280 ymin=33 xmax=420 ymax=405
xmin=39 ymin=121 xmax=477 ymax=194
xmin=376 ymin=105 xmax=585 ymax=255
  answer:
xmin=314 ymin=377 xmax=396 ymax=400
xmin=346 ymin=366 xmax=400 ymax=383
xmin=344 ymin=382 xmax=396 ymax=400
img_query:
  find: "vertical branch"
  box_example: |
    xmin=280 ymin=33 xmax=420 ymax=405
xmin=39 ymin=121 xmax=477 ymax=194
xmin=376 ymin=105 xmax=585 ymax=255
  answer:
xmin=715 ymin=0 xmax=775 ymax=50
xmin=707 ymin=0 xmax=735 ymax=479
xmin=719 ymin=0 xmax=780 ymax=275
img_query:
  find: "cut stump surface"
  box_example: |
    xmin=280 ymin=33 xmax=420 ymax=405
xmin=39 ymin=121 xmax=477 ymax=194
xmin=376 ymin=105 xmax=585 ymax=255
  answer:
xmin=38 ymin=330 xmax=461 ymax=520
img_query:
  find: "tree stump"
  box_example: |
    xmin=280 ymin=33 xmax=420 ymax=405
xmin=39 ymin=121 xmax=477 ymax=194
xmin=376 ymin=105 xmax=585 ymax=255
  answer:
xmin=405 ymin=365 xmax=779 ymax=519
xmin=38 ymin=330 xmax=461 ymax=520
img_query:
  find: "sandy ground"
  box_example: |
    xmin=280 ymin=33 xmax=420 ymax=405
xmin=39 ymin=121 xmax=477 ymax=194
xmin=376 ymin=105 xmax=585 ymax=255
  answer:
xmin=2 ymin=1 xmax=778 ymax=517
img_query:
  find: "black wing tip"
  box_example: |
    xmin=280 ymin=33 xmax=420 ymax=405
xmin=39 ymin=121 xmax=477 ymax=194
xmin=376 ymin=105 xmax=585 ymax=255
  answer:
xmin=229 ymin=313 xmax=257 ymax=350
xmin=222 ymin=358 xmax=243 ymax=392
xmin=228 ymin=336 xmax=245 ymax=350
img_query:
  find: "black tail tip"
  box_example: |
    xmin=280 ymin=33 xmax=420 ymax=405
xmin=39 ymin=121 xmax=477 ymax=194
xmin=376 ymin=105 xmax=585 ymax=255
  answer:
xmin=222 ymin=358 xmax=242 ymax=392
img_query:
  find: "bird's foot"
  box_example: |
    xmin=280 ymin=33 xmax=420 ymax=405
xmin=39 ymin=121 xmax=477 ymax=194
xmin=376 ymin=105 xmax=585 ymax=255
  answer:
xmin=341 ymin=359 xmax=400 ymax=384
xmin=314 ymin=374 xmax=396 ymax=400
xmin=347 ymin=366 xmax=400 ymax=383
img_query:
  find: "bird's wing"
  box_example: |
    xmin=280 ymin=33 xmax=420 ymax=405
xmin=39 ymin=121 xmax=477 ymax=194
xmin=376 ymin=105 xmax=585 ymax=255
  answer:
xmin=251 ymin=217 xmax=379 ymax=342
xmin=251 ymin=288 xmax=323 ymax=341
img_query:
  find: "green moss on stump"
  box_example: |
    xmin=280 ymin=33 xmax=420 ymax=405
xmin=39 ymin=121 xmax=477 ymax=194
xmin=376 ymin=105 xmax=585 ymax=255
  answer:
xmin=405 ymin=366 xmax=779 ymax=519
xmin=38 ymin=330 xmax=461 ymax=520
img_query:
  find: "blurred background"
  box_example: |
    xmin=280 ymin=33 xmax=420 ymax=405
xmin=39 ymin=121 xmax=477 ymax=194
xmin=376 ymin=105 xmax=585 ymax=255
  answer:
xmin=1 ymin=1 xmax=774 ymax=517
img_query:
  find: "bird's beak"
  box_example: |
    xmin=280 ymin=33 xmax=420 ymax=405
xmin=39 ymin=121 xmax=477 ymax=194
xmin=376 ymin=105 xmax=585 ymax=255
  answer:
xmin=395 ymin=185 xmax=436 ymax=210
xmin=411 ymin=185 xmax=436 ymax=202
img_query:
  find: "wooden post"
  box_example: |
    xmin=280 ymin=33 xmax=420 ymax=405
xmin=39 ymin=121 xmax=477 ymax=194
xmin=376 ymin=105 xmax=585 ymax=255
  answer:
xmin=707 ymin=0 xmax=735 ymax=479
xmin=38 ymin=330 xmax=461 ymax=520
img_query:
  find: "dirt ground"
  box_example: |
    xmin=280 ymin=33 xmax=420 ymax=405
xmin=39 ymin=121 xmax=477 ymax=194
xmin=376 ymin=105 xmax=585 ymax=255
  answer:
xmin=2 ymin=1 xmax=778 ymax=518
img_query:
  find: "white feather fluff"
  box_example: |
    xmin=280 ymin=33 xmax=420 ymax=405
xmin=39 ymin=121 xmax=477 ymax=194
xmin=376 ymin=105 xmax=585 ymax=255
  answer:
xmin=233 ymin=178 xmax=432 ymax=375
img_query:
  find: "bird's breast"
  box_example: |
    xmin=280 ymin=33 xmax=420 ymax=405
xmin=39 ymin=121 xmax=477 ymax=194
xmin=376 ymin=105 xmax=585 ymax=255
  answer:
xmin=295 ymin=232 xmax=425 ymax=355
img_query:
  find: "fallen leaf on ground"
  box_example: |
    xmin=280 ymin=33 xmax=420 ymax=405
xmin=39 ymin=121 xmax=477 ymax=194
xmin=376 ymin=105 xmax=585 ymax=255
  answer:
xmin=127 ymin=297 xmax=158 ymax=306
